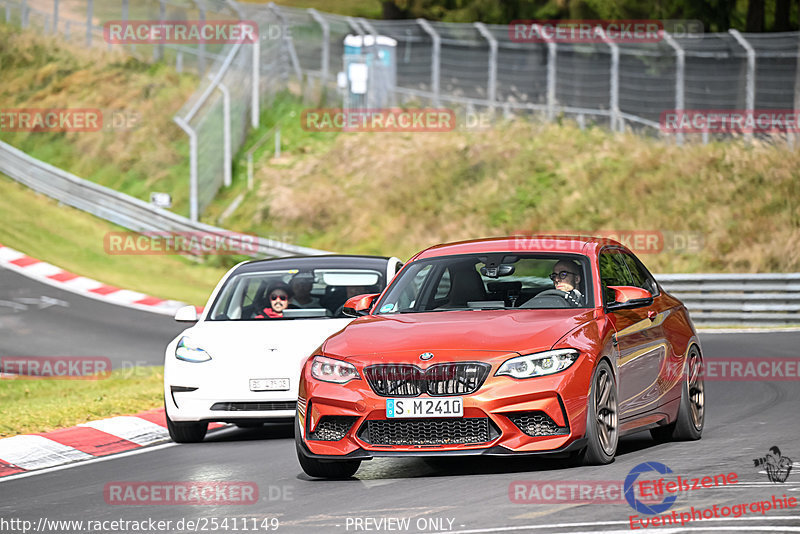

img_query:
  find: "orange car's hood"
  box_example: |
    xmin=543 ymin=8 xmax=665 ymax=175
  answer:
xmin=322 ymin=308 xmax=595 ymax=359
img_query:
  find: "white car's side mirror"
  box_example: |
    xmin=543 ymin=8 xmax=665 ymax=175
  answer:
xmin=174 ymin=305 xmax=199 ymax=322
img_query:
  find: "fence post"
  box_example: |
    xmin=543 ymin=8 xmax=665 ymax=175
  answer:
xmin=599 ymin=28 xmax=621 ymax=132
xmin=196 ymin=2 xmax=207 ymax=75
xmin=5 ymin=2 xmax=9 ymax=22
xmin=729 ymin=29 xmax=755 ymax=142
xmin=53 ymin=0 xmax=59 ymax=34
xmin=173 ymin=117 xmax=199 ymax=222
xmin=417 ymin=19 xmax=440 ymax=107
xmin=474 ymin=22 xmax=497 ymax=109
xmin=252 ymin=29 xmax=260 ymax=128
xmin=270 ymin=4 xmax=302 ymax=82
xmin=662 ymin=31 xmax=685 ymax=145
xmin=213 ymin=79 xmax=232 ymax=188
xmin=792 ymin=34 xmax=800 ymax=149
xmin=540 ymin=25 xmax=556 ymax=121
xmin=21 ymin=0 xmax=27 ymax=28
xmin=85 ymin=0 xmax=92 ymax=47
xmin=155 ymin=0 xmax=165 ymax=61
xmin=308 ymin=8 xmax=330 ymax=83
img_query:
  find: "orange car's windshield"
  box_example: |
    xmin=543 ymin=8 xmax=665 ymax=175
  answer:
xmin=375 ymin=253 xmax=593 ymax=314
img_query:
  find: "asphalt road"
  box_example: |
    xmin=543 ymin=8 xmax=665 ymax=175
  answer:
xmin=1 ymin=268 xmax=799 ymax=533
xmin=0 ymin=266 xmax=185 ymax=370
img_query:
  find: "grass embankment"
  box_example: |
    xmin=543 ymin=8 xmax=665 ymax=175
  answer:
xmin=0 ymin=25 xmax=236 ymax=305
xmin=221 ymin=116 xmax=800 ymax=273
xmin=0 ymin=366 xmax=163 ymax=438
xmin=0 ymin=25 xmax=197 ymax=216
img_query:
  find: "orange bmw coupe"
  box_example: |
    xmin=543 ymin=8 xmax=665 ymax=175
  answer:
xmin=295 ymin=236 xmax=704 ymax=478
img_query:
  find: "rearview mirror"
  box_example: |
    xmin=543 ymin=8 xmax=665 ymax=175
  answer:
xmin=342 ymin=293 xmax=379 ymax=318
xmin=606 ymin=286 xmax=653 ymax=311
xmin=174 ymin=305 xmax=199 ymax=322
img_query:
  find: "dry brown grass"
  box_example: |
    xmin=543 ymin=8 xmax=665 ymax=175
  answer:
xmin=233 ymin=119 xmax=800 ymax=273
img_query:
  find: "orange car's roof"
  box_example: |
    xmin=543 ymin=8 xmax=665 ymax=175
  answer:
xmin=412 ymin=235 xmax=623 ymax=260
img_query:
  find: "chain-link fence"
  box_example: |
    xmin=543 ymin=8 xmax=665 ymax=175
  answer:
xmin=3 ymin=1 xmax=799 ymax=219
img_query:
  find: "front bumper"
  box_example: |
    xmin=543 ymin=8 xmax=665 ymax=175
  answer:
xmin=298 ymin=354 xmax=593 ymax=457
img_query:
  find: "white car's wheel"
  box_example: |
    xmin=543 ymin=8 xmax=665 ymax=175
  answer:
xmin=165 ymin=403 xmax=208 ymax=443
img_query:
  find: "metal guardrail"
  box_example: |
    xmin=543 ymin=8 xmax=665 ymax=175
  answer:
xmin=0 ymin=140 xmax=327 ymax=258
xmin=657 ymin=273 xmax=800 ymax=325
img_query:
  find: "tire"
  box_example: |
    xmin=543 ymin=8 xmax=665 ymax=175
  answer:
xmin=166 ymin=409 xmax=208 ymax=443
xmin=295 ymin=420 xmax=361 ymax=479
xmin=650 ymin=346 xmax=704 ymax=442
xmin=576 ymin=359 xmax=618 ymax=465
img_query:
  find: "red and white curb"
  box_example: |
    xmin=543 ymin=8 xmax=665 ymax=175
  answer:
xmin=0 ymin=409 xmax=223 ymax=478
xmin=0 ymin=242 xmax=190 ymax=316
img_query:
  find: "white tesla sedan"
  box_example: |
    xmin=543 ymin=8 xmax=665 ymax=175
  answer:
xmin=163 ymin=255 xmax=402 ymax=442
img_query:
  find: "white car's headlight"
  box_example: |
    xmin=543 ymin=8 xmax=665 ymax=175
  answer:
xmin=310 ymin=355 xmax=359 ymax=384
xmin=175 ymin=337 xmax=212 ymax=363
xmin=496 ymin=349 xmax=579 ymax=379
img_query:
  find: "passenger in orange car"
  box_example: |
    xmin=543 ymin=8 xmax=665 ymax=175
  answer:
xmin=255 ymin=283 xmax=292 ymax=318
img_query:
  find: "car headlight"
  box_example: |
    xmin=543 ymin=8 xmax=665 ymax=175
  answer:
xmin=495 ymin=349 xmax=579 ymax=379
xmin=310 ymin=355 xmax=360 ymax=384
xmin=175 ymin=337 xmax=212 ymax=363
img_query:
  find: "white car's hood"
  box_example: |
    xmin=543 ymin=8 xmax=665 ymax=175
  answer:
xmin=172 ymin=319 xmax=352 ymax=398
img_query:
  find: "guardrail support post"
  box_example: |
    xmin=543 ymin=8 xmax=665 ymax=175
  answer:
xmin=308 ymin=8 xmax=329 ymax=83
xmin=5 ymin=2 xmax=10 ymax=23
xmin=417 ymin=19 xmax=440 ymax=107
xmin=174 ymin=117 xmax=199 ymax=222
xmin=729 ymin=29 xmax=755 ymax=142
xmin=21 ymin=0 xmax=27 ymax=28
xmin=662 ymin=31 xmax=685 ymax=145
xmin=474 ymin=22 xmax=497 ymax=110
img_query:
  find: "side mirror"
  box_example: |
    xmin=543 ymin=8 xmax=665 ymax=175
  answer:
xmin=342 ymin=293 xmax=379 ymax=318
xmin=174 ymin=305 xmax=199 ymax=322
xmin=606 ymin=286 xmax=653 ymax=311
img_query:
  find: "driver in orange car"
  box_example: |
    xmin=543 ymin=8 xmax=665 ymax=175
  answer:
xmin=549 ymin=259 xmax=583 ymax=306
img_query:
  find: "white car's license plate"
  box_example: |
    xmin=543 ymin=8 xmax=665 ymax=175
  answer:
xmin=386 ymin=397 xmax=463 ymax=418
xmin=249 ymin=378 xmax=289 ymax=392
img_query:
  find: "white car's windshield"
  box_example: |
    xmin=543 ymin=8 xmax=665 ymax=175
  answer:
xmin=208 ymin=268 xmax=384 ymax=320
xmin=375 ymin=253 xmax=593 ymax=314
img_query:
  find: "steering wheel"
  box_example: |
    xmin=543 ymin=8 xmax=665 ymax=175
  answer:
xmin=519 ymin=289 xmax=571 ymax=309
xmin=535 ymin=289 xmax=569 ymax=299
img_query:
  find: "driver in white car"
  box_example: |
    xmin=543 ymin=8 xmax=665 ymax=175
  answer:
xmin=549 ymin=260 xmax=584 ymax=307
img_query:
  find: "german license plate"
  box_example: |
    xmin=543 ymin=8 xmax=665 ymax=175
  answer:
xmin=249 ymin=378 xmax=289 ymax=392
xmin=386 ymin=397 xmax=463 ymax=418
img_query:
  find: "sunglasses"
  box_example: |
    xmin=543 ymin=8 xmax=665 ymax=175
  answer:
xmin=550 ymin=271 xmax=577 ymax=281
xmin=270 ymin=294 xmax=288 ymax=301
